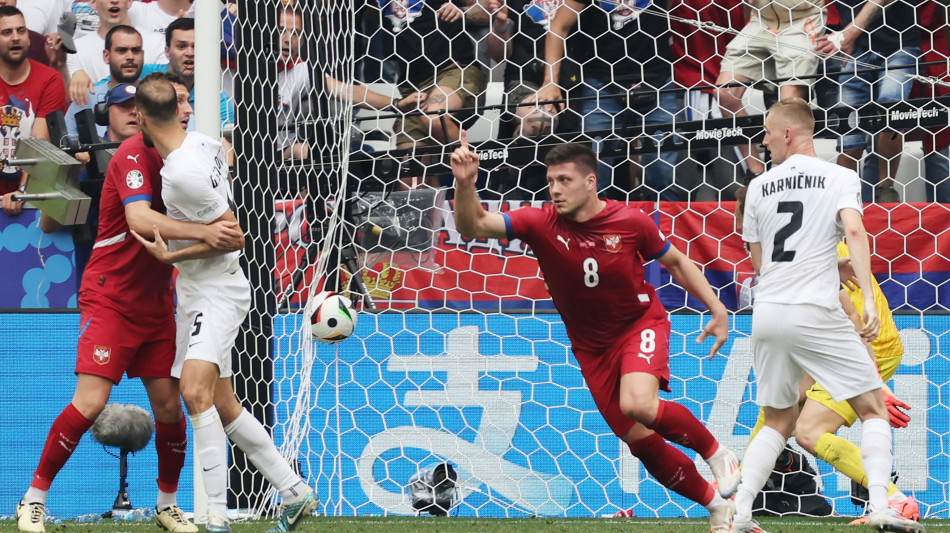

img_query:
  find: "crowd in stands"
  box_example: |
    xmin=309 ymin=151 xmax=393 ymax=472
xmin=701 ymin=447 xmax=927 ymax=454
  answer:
xmin=0 ymin=0 xmax=947 ymax=220
xmin=312 ymin=0 xmax=948 ymax=203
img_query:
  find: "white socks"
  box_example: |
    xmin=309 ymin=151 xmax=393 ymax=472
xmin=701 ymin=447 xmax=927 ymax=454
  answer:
xmin=190 ymin=407 xmax=229 ymax=516
xmin=156 ymin=490 xmax=177 ymax=512
xmin=734 ymin=426 xmax=787 ymax=523
xmin=224 ymin=409 xmax=308 ymax=504
xmin=861 ymin=417 xmax=893 ymax=511
xmin=23 ymin=487 xmax=47 ymax=506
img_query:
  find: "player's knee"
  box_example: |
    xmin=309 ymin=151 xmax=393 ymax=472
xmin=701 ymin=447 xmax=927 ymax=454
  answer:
xmin=72 ymin=397 xmax=108 ymax=420
xmin=151 ymin=397 xmax=184 ymax=424
xmin=180 ymin=383 xmax=214 ymax=415
xmin=619 ymin=395 xmax=658 ymax=425
xmin=794 ymin=421 xmax=820 ymax=454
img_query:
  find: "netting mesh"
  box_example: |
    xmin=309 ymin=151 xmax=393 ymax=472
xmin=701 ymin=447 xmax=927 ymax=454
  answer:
xmin=225 ymin=0 xmax=950 ymax=520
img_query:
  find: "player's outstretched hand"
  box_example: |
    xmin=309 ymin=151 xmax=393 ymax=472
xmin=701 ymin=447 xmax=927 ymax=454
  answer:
xmin=837 ymin=256 xmax=859 ymax=291
xmin=450 ymin=130 xmax=479 ymax=186
xmin=205 ymin=219 xmax=244 ymax=251
xmin=697 ymin=311 xmax=729 ymax=360
xmin=881 ymin=383 xmax=911 ymax=428
xmin=130 ymin=225 xmax=173 ymax=264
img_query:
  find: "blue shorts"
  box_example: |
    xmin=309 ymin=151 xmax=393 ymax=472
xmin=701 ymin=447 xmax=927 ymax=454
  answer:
xmin=837 ymin=47 xmax=921 ymax=151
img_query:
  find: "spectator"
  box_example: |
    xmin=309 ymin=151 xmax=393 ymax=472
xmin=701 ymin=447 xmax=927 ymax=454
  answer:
xmin=487 ymin=0 xmax=562 ymax=139
xmin=716 ymin=0 xmax=825 ymax=177
xmin=64 ymin=25 xmax=147 ymax=138
xmin=2 ymin=0 xmax=61 ymax=67
xmin=42 ymin=82 xmax=144 ymax=282
xmin=0 ymin=5 xmax=67 ymax=217
xmin=669 ymin=0 xmax=745 ymax=201
xmin=916 ymin=0 xmax=949 ymax=203
xmin=129 ymin=0 xmax=194 ymax=36
xmin=162 ymin=17 xmax=234 ymax=130
xmin=369 ymin=0 xmax=488 ymax=188
xmin=278 ymin=5 xmax=427 ymax=161
xmin=66 ymin=0 xmax=166 ymax=105
xmin=816 ymin=0 xmax=921 ymax=203
xmin=537 ymin=0 xmax=681 ymax=201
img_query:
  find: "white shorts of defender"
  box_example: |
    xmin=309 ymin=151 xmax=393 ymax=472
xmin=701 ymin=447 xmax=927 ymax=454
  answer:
xmin=172 ymin=266 xmax=251 ymax=379
xmin=751 ymin=301 xmax=882 ymax=409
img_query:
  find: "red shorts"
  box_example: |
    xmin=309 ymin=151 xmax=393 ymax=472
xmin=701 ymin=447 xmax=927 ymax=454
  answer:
xmin=75 ymin=300 xmax=176 ymax=384
xmin=572 ymin=309 xmax=671 ymax=437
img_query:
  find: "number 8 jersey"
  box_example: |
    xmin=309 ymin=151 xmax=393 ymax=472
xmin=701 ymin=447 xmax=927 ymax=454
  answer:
xmin=742 ymin=153 xmax=863 ymax=309
xmin=504 ymin=199 xmax=670 ymax=353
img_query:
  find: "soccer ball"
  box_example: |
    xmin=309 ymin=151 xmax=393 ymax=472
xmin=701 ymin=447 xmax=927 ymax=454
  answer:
xmin=308 ymin=291 xmax=357 ymax=344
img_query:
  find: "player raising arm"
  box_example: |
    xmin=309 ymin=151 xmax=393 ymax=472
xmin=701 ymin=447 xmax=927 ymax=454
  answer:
xmin=452 ymin=131 xmax=738 ymax=533
xmin=131 ymin=77 xmax=318 ymax=533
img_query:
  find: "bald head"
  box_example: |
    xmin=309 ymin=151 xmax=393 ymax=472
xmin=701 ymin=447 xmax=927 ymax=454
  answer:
xmin=135 ymin=77 xmax=179 ymax=126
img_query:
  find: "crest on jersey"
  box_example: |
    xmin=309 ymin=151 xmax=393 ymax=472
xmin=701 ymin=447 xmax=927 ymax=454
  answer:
xmin=604 ymin=234 xmax=622 ymax=253
xmin=93 ymin=345 xmax=111 ymax=365
xmin=126 ymin=169 xmax=144 ymax=189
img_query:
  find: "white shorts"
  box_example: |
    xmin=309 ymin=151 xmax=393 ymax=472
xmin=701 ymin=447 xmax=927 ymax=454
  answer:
xmin=751 ymin=302 xmax=881 ymax=409
xmin=721 ymin=15 xmax=824 ymax=88
xmin=172 ymin=266 xmax=251 ymax=379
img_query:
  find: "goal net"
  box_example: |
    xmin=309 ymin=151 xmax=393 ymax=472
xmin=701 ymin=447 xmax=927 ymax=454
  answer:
xmin=227 ymin=0 xmax=950 ymax=520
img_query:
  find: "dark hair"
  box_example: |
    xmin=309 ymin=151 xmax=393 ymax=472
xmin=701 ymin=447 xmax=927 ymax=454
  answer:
xmin=165 ymin=17 xmax=194 ymax=48
xmin=0 ymin=6 xmax=23 ymax=20
xmin=141 ymin=71 xmax=185 ymax=88
xmin=543 ymin=143 xmax=597 ymax=176
xmin=136 ymin=78 xmax=179 ymax=125
xmin=104 ymin=25 xmax=141 ymax=51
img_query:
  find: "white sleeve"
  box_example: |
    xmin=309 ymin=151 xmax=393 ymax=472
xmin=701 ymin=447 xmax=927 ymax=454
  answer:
xmin=164 ymin=159 xmax=230 ymax=225
xmin=836 ymin=170 xmax=864 ymax=215
xmin=742 ymin=189 xmax=760 ymax=244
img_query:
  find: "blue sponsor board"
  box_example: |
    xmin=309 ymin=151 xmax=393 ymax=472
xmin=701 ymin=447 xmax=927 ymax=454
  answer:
xmin=1 ymin=312 xmax=946 ymax=519
xmin=273 ymin=313 xmax=949 ymax=518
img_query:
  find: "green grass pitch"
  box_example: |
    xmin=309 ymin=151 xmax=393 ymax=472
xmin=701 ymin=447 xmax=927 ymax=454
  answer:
xmin=1 ymin=517 xmax=948 ymax=533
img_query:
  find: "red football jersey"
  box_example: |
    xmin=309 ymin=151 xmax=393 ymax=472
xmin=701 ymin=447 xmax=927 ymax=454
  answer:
xmin=80 ymin=133 xmax=172 ymax=319
xmin=505 ymin=200 xmax=671 ymax=353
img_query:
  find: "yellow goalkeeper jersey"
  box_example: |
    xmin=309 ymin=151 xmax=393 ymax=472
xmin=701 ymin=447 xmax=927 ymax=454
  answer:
xmin=837 ymin=242 xmax=903 ymax=360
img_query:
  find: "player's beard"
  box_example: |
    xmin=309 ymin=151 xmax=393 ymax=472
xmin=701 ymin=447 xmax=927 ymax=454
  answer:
xmin=142 ymin=131 xmax=155 ymax=147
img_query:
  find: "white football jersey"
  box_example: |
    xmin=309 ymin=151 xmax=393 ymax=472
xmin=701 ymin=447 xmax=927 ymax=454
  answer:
xmin=161 ymin=131 xmax=240 ymax=279
xmin=742 ymin=154 xmax=863 ymax=309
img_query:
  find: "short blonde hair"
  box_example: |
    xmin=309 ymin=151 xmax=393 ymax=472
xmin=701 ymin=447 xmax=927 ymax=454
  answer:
xmin=767 ymin=97 xmax=815 ymax=134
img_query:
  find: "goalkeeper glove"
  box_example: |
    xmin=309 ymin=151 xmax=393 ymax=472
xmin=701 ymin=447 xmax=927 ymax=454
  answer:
xmin=881 ymin=384 xmax=911 ymax=428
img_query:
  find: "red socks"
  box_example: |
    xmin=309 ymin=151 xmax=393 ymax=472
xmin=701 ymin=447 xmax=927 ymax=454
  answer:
xmin=155 ymin=417 xmax=188 ymax=493
xmin=646 ymin=400 xmax=719 ymax=460
xmin=628 ymin=433 xmax=716 ymax=506
xmin=32 ymin=403 xmax=94 ymax=490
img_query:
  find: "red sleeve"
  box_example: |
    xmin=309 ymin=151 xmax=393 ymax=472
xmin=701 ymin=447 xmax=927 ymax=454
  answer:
xmin=504 ymin=205 xmax=550 ymax=243
xmin=35 ymin=64 xmax=67 ymax=117
xmin=631 ymin=207 xmax=668 ymax=260
xmin=109 ymin=144 xmax=155 ymax=206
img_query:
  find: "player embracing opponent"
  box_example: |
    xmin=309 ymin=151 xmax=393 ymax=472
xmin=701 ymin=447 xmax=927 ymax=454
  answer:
xmin=733 ymin=97 xmax=923 ymax=533
xmin=450 ymin=131 xmax=741 ymax=532
xmin=16 ymin=73 xmax=241 ymax=533
xmin=130 ymin=77 xmax=318 ymax=533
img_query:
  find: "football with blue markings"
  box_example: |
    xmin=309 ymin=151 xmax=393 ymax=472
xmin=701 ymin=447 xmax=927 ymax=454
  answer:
xmin=308 ymin=291 xmax=357 ymax=344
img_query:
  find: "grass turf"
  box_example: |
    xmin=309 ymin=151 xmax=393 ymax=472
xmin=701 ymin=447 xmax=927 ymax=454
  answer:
xmin=1 ymin=516 xmax=949 ymax=533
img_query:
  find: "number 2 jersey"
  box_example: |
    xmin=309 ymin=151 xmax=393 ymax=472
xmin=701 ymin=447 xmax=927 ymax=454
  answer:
xmin=504 ymin=199 xmax=671 ymax=353
xmin=80 ymin=133 xmax=171 ymax=317
xmin=742 ymin=153 xmax=863 ymax=309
